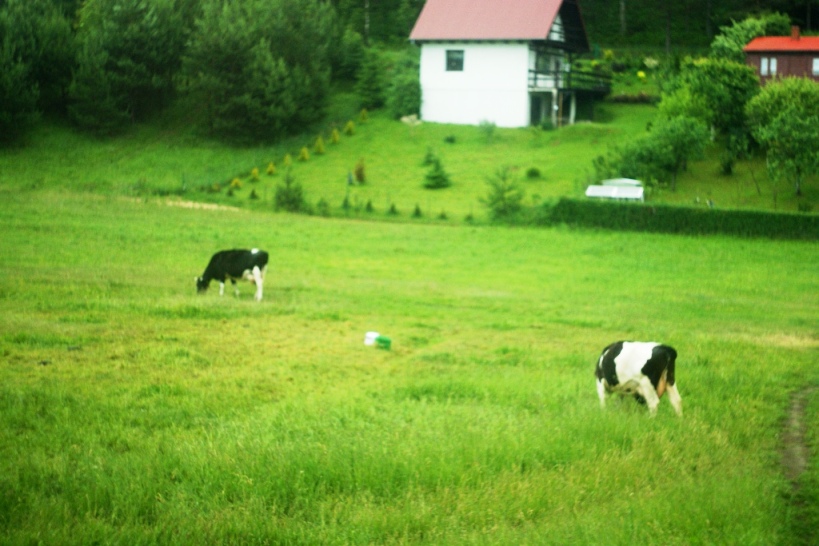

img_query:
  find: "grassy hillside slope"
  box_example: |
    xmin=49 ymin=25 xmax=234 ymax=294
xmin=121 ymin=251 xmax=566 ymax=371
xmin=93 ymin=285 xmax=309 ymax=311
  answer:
xmin=3 ymin=98 xmax=814 ymax=223
xmin=1 ymin=190 xmax=817 ymax=544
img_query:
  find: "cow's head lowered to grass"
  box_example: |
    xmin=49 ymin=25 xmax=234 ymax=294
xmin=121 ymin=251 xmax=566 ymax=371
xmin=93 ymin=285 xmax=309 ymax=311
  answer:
xmin=196 ymin=248 xmax=268 ymax=301
xmin=595 ymin=341 xmax=682 ymax=416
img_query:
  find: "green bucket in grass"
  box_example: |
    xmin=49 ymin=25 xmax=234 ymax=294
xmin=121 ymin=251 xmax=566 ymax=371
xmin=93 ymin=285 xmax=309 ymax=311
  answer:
xmin=375 ymin=335 xmax=391 ymax=350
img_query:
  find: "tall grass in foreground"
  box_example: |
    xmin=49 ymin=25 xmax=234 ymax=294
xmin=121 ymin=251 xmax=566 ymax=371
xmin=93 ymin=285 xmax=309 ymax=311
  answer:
xmin=0 ymin=190 xmax=817 ymax=544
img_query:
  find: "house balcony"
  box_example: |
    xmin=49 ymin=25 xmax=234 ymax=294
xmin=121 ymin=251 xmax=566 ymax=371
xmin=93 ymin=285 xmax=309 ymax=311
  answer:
xmin=528 ymin=68 xmax=611 ymax=97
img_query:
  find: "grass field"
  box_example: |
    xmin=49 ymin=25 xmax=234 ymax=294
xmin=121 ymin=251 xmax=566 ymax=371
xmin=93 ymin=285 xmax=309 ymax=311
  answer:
xmin=3 ymin=98 xmax=815 ymax=224
xmin=1 ymin=188 xmax=817 ymax=544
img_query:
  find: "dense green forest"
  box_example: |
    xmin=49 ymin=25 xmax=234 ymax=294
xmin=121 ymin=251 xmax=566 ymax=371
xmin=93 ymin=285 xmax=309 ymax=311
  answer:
xmin=0 ymin=0 xmax=816 ymax=144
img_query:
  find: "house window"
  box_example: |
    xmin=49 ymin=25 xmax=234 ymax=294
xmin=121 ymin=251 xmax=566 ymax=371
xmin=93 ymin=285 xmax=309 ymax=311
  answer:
xmin=446 ymin=50 xmax=464 ymax=71
xmin=760 ymin=56 xmax=777 ymax=76
xmin=813 ymin=58 xmax=819 ymax=76
xmin=548 ymin=14 xmax=565 ymax=42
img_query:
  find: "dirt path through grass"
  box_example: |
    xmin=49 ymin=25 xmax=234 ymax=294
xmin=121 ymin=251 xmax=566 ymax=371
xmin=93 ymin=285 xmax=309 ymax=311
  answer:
xmin=782 ymin=387 xmax=817 ymax=484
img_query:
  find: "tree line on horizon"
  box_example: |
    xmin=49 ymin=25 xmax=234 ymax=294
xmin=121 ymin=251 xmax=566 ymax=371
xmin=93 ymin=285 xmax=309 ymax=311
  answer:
xmin=0 ymin=0 xmax=816 ymax=145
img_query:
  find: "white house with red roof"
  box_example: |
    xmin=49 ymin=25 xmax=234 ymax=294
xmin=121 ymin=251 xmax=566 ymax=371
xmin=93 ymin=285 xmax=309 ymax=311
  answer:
xmin=744 ymin=26 xmax=819 ymax=83
xmin=409 ymin=0 xmax=603 ymax=128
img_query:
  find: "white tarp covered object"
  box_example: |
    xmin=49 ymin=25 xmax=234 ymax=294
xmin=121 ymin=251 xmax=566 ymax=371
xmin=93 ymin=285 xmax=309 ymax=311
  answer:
xmin=601 ymin=178 xmax=643 ymax=187
xmin=585 ymin=185 xmax=644 ymax=201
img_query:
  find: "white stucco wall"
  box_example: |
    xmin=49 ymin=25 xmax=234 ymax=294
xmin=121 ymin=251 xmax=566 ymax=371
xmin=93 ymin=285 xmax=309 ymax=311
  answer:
xmin=418 ymin=43 xmax=531 ymax=127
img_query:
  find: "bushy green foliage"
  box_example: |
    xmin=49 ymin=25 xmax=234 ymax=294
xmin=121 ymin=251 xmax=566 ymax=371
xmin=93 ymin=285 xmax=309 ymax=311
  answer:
xmin=68 ymin=43 xmax=131 ymax=135
xmin=746 ymin=78 xmax=819 ymax=197
xmin=0 ymin=0 xmax=77 ymax=142
xmin=330 ymin=27 xmax=365 ymax=82
xmin=658 ymin=79 xmax=712 ymax=125
xmin=387 ymin=50 xmax=421 ymax=119
xmin=541 ymin=198 xmax=818 ymax=239
xmin=3 ymin=0 xmax=75 ymax=115
xmin=710 ymin=13 xmax=791 ymax=63
xmin=481 ymin=166 xmax=525 ymax=220
xmin=70 ymin=0 xmax=186 ymax=133
xmin=526 ymin=167 xmax=542 ymax=180
xmin=619 ymin=115 xmax=709 ymax=190
xmin=183 ymin=0 xmax=334 ymax=143
xmin=355 ymin=47 xmax=387 ymax=110
xmin=668 ymin=58 xmax=759 ymax=139
xmin=0 ymin=41 xmax=40 ymax=143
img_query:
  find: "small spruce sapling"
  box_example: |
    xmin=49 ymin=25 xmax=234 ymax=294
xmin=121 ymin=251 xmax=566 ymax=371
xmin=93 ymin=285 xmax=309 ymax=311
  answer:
xmin=481 ymin=166 xmax=525 ymax=220
xmin=424 ymin=158 xmax=451 ymax=189
xmin=354 ymin=159 xmax=366 ymax=184
xmin=314 ymin=136 xmax=325 ymax=155
xmin=316 ymin=198 xmax=331 ymax=217
xmin=275 ymin=169 xmax=307 ymax=213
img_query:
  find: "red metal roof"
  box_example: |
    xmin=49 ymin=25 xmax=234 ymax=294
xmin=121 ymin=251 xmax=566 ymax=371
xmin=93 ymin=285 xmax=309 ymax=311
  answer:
xmin=409 ymin=0 xmax=563 ymax=41
xmin=744 ymin=35 xmax=819 ymax=53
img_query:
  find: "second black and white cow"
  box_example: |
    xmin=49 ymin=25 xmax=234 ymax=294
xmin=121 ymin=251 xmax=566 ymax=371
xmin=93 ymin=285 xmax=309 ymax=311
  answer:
xmin=595 ymin=341 xmax=682 ymax=416
xmin=196 ymin=249 xmax=269 ymax=301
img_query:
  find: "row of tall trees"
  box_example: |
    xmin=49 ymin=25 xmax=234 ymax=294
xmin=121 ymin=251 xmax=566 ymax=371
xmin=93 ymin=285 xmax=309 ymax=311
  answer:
xmin=0 ymin=0 xmax=369 ymax=143
xmin=1 ymin=0 xmax=817 ymax=146
xmin=582 ymin=0 xmax=817 ymax=48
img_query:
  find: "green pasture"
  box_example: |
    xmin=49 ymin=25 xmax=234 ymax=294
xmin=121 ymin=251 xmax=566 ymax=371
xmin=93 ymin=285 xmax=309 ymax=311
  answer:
xmin=3 ymin=99 xmax=814 ymax=224
xmin=1 ymin=190 xmax=817 ymax=544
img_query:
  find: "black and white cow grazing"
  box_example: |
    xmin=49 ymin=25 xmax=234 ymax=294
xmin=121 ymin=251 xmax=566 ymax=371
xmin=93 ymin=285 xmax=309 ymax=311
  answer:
xmin=196 ymin=249 xmax=269 ymax=301
xmin=595 ymin=341 xmax=682 ymax=416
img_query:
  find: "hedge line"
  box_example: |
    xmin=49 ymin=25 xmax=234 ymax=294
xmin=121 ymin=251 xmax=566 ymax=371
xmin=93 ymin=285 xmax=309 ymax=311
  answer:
xmin=534 ymin=198 xmax=818 ymax=240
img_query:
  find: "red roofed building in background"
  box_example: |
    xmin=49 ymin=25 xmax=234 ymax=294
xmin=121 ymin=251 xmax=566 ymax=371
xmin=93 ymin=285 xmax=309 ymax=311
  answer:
xmin=744 ymin=26 xmax=819 ymax=84
xmin=409 ymin=0 xmax=608 ymax=128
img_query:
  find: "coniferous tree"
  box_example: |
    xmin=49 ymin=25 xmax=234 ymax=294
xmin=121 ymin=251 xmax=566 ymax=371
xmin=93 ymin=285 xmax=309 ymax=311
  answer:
xmin=387 ymin=50 xmax=421 ymax=119
xmin=69 ymin=0 xmax=186 ymax=133
xmin=0 ymin=46 xmax=39 ymax=143
xmin=0 ymin=0 xmax=75 ymax=142
xmin=355 ymin=47 xmax=386 ymax=110
xmin=423 ymin=158 xmax=451 ymax=189
xmin=184 ymin=0 xmax=334 ymax=143
xmin=67 ymin=42 xmax=130 ymax=135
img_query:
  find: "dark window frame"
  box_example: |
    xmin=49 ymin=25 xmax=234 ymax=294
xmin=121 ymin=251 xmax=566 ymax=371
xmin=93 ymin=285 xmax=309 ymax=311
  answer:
xmin=446 ymin=50 xmax=464 ymax=71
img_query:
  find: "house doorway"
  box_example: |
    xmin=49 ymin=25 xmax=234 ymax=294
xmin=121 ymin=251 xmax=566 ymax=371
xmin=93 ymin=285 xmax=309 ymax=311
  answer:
xmin=529 ymin=92 xmax=554 ymax=127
